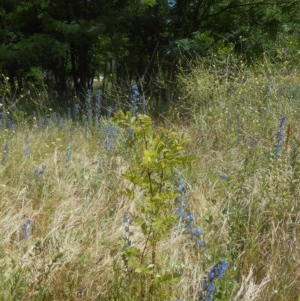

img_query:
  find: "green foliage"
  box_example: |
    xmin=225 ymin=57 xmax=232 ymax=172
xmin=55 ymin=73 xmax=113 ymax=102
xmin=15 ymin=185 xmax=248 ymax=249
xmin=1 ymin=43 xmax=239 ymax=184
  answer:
xmin=142 ymin=0 xmax=157 ymax=7
xmin=0 ymin=0 xmax=299 ymax=103
xmin=112 ymin=110 xmax=192 ymax=300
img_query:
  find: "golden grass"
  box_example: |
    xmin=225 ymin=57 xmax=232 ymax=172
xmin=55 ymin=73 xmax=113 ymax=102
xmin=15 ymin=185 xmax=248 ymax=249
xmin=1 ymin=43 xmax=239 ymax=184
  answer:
xmin=0 ymin=60 xmax=300 ymax=300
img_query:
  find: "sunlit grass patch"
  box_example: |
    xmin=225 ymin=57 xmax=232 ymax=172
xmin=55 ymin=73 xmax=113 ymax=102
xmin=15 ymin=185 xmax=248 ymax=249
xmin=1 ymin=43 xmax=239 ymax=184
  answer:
xmin=176 ymin=58 xmax=300 ymax=300
xmin=0 ymin=58 xmax=299 ymax=300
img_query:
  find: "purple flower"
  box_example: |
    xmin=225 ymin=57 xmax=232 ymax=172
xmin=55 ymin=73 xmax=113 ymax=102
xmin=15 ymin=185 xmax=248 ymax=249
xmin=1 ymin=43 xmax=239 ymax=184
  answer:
xmin=221 ymin=173 xmax=228 ymax=180
xmin=178 ymin=176 xmax=185 ymax=192
xmin=207 ymin=283 xmax=215 ymax=292
xmin=34 ymin=163 xmax=46 ymax=175
xmin=275 ymin=116 xmax=287 ymax=157
xmin=131 ymin=83 xmax=139 ymax=91
xmin=187 ymin=214 xmax=194 ymax=221
xmin=34 ymin=167 xmax=43 ymax=175
xmin=208 ymin=271 xmax=215 ymax=281
xmin=22 ymin=219 xmax=33 ymax=239
xmin=198 ymin=240 xmax=205 ymax=247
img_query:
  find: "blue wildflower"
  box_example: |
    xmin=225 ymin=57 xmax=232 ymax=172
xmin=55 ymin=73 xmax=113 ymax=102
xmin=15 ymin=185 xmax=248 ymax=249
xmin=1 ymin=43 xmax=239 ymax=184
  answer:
xmin=21 ymin=219 xmax=33 ymax=240
xmin=95 ymin=89 xmax=102 ymax=118
xmin=34 ymin=167 xmax=43 ymax=175
xmin=7 ymin=117 xmax=17 ymax=132
xmin=220 ymin=173 xmax=228 ymax=180
xmin=73 ymin=104 xmax=80 ymax=121
xmin=123 ymin=212 xmax=132 ymax=225
xmin=198 ymin=291 xmax=204 ymax=300
xmin=205 ymin=292 xmax=214 ymax=301
xmin=34 ymin=163 xmax=46 ymax=175
xmin=275 ymin=116 xmax=287 ymax=157
xmin=187 ymin=214 xmax=194 ymax=221
xmin=198 ymin=240 xmax=205 ymax=247
xmin=122 ymin=212 xmax=134 ymax=250
xmin=131 ymin=83 xmax=139 ymax=91
xmin=105 ymin=121 xmax=117 ymax=153
xmin=130 ymin=83 xmax=140 ymax=115
xmin=207 ymin=283 xmax=215 ymax=292
xmin=176 ymin=177 xmax=205 ymax=245
xmin=85 ymin=89 xmax=93 ymax=119
xmin=198 ymin=260 xmax=228 ymax=300
xmin=178 ymin=176 xmax=186 ymax=193
xmin=24 ymin=146 xmax=30 ymax=156
xmin=192 ymin=228 xmax=204 ymax=236
xmin=208 ymin=271 xmax=215 ymax=281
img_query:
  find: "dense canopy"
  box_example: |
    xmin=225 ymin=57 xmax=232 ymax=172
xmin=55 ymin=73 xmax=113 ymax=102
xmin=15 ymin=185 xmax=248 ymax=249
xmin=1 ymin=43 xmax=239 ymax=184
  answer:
xmin=0 ymin=0 xmax=299 ymax=100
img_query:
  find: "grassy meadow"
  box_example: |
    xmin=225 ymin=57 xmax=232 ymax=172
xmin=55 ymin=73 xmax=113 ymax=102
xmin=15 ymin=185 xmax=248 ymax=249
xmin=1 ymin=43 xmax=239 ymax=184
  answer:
xmin=0 ymin=57 xmax=300 ymax=301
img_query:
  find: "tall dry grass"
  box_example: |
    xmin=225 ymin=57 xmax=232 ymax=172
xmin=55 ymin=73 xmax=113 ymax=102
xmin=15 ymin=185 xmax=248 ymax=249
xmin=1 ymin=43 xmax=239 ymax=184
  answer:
xmin=0 ymin=56 xmax=300 ymax=300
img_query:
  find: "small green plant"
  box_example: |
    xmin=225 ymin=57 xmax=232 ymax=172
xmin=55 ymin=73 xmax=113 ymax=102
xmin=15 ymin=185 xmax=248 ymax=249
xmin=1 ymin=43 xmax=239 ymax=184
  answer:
xmin=113 ymin=110 xmax=193 ymax=300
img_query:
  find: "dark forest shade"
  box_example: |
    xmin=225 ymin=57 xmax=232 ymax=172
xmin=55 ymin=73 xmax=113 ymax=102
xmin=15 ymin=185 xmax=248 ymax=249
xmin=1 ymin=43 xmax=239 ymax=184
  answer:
xmin=0 ymin=0 xmax=299 ymax=101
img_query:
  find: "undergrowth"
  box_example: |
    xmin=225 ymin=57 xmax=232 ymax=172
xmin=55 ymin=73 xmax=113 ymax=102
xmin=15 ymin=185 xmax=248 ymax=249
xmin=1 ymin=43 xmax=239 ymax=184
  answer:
xmin=0 ymin=56 xmax=299 ymax=301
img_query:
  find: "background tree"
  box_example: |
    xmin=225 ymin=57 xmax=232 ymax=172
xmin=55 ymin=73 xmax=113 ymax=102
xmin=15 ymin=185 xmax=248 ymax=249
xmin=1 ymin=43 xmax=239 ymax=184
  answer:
xmin=0 ymin=0 xmax=299 ymax=105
